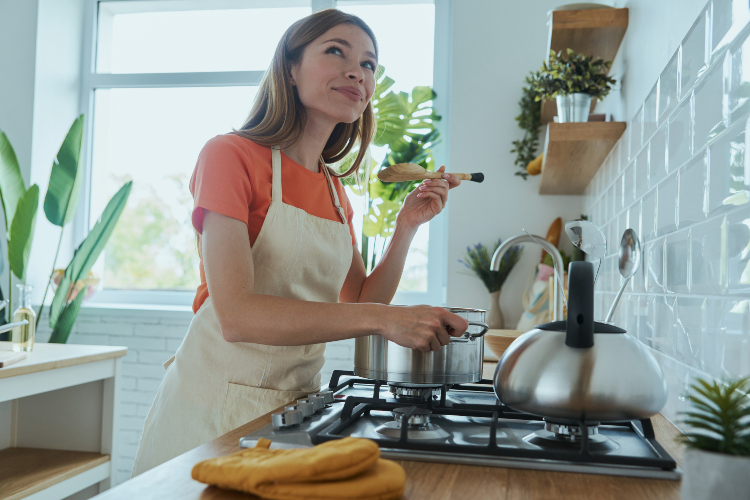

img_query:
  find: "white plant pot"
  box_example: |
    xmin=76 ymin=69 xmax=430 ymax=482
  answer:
xmin=681 ymin=448 xmax=750 ymax=500
xmin=569 ymin=93 xmax=593 ymax=122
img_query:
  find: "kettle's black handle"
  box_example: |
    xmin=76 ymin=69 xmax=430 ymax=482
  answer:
xmin=565 ymin=261 xmax=595 ymax=348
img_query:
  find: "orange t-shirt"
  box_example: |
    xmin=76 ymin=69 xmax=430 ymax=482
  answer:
xmin=189 ymin=133 xmax=356 ymax=313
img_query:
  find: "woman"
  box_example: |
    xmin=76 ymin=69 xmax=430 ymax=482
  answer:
xmin=132 ymin=8 xmax=467 ymax=476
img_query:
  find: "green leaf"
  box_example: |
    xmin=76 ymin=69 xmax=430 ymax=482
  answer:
xmin=0 ymin=131 xmax=28 ymax=233
xmin=49 ymin=181 xmax=132 ymax=328
xmin=47 ymin=285 xmax=87 ymax=344
xmin=44 ymin=115 xmax=85 ymax=227
xmin=8 ymin=185 xmax=39 ymax=282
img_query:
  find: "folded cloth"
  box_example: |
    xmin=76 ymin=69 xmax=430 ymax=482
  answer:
xmin=191 ymin=437 xmax=405 ymax=500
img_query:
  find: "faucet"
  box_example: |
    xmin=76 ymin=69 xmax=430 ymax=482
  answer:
xmin=490 ymin=235 xmax=565 ymax=321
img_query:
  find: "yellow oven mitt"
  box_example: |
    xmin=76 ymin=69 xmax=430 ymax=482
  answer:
xmin=191 ymin=437 xmax=405 ymax=500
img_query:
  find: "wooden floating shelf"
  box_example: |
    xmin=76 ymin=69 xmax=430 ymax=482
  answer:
xmin=540 ymin=8 xmax=628 ymax=125
xmin=539 ymin=122 xmax=626 ymax=195
xmin=548 ymin=8 xmax=628 ymax=62
xmin=0 ymin=448 xmax=109 ymax=500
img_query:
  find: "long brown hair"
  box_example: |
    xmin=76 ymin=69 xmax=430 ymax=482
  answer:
xmin=231 ymin=9 xmax=378 ymax=178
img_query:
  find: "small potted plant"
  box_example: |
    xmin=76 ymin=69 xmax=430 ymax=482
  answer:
xmin=459 ymin=239 xmax=523 ymax=329
xmin=534 ymin=49 xmax=616 ymax=122
xmin=679 ymin=376 xmax=750 ymax=500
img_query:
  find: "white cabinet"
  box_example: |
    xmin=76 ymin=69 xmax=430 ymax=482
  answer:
xmin=0 ymin=343 xmax=126 ymax=500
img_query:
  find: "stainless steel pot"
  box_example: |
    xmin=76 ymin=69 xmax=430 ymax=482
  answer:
xmin=354 ymin=307 xmax=489 ymax=384
xmin=493 ymin=261 xmax=667 ymax=422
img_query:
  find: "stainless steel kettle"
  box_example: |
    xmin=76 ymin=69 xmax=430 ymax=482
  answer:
xmin=493 ymin=261 xmax=667 ymax=423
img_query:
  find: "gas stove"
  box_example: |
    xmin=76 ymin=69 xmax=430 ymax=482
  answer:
xmin=239 ymin=371 xmax=681 ymax=480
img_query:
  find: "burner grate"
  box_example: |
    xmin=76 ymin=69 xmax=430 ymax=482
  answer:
xmin=312 ymin=393 xmax=677 ymax=472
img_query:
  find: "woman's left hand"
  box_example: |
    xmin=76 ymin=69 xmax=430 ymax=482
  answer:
xmin=397 ymin=165 xmax=461 ymax=229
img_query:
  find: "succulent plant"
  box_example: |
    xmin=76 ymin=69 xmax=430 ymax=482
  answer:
xmin=679 ymin=377 xmax=750 ymax=456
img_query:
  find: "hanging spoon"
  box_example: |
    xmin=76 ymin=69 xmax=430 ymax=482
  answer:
xmin=377 ymin=163 xmax=484 ymax=183
xmin=604 ymin=228 xmax=642 ymax=323
xmin=565 ymin=219 xmax=607 ymax=284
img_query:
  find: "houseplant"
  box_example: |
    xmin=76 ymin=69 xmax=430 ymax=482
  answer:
xmin=679 ymin=376 xmax=750 ymax=500
xmin=511 ymin=70 xmax=543 ymax=180
xmin=459 ymin=239 xmax=523 ymax=329
xmin=0 ymin=115 xmax=132 ymax=343
xmin=533 ymin=49 xmax=616 ymax=122
xmin=339 ymin=66 xmax=441 ymax=273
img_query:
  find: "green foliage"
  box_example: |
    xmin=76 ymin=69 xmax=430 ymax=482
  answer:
xmin=44 ymin=115 xmax=84 ymax=227
xmin=49 ymin=181 xmax=133 ymax=329
xmin=679 ymin=377 xmax=750 ymax=456
xmin=8 ymin=185 xmax=39 ymax=282
xmin=339 ymin=66 xmax=441 ymax=273
xmin=47 ymin=285 xmax=87 ymax=344
xmin=459 ymin=240 xmax=524 ymax=293
xmin=0 ymin=131 xmax=28 ymax=235
xmin=534 ymin=49 xmax=616 ymax=100
xmin=511 ymin=71 xmax=543 ymax=180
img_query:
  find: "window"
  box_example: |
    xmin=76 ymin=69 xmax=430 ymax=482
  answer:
xmin=81 ymin=0 xmax=447 ymax=306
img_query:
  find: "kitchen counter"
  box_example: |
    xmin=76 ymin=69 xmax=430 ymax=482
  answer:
xmin=95 ymin=383 xmax=684 ymax=499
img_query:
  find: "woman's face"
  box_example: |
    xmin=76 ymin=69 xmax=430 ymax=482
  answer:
xmin=290 ymin=23 xmax=378 ymax=125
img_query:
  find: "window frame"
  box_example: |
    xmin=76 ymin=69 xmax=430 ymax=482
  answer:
xmin=78 ymin=0 xmax=451 ymax=307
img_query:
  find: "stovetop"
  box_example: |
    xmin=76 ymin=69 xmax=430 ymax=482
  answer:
xmin=239 ymin=370 xmax=681 ymax=480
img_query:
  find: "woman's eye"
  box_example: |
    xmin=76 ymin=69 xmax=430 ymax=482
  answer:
xmin=326 ymin=46 xmax=343 ymax=56
xmin=363 ymin=61 xmax=377 ymax=71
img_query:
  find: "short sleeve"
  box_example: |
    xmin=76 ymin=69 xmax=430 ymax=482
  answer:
xmin=190 ymin=136 xmax=253 ymax=234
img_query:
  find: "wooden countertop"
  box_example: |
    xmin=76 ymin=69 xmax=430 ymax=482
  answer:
xmin=0 ymin=342 xmax=126 ymax=379
xmin=96 ymin=398 xmax=684 ymax=499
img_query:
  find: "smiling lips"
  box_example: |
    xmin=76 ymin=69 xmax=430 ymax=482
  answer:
xmin=334 ymin=86 xmax=362 ymax=101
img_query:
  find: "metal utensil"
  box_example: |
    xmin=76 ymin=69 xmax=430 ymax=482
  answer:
xmin=0 ymin=320 xmax=29 ymax=335
xmin=605 ymin=229 xmax=641 ymax=323
xmin=565 ymin=219 xmax=607 ymax=283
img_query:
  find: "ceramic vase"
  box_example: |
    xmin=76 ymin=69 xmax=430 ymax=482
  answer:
xmin=486 ymin=290 xmax=504 ymax=329
xmin=681 ymin=448 xmax=750 ymax=500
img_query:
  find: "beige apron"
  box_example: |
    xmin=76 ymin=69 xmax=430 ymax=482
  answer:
xmin=132 ymin=147 xmax=353 ymax=476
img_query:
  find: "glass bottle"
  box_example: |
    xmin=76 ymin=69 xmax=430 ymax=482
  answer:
xmin=12 ymin=284 xmax=35 ymax=352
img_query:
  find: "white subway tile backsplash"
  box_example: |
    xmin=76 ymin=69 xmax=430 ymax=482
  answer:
xmin=650 ymin=124 xmax=668 ymax=185
xmin=644 ymin=81 xmax=659 ymax=141
xmin=657 ymin=173 xmax=679 ymax=235
xmin=636 ymin=146 xmax=649 ymax=199
xmin=681 ymin=9 xmax=709 ymax=98
xmin=707 ymin=117 xmax=748 ymax=215
xmin=620 ymin=130 xmax=630 ymax=171
xmin=691 ymin=215 xmax=728 ymax=294
xmin=665 ymin=229 xmax=691 ymax=293
xmin=726 ymin=206 xmax=750 ymax=294
xmin=646 ymin=239 xmax=666 ymax=293
xmin=674 ymin=297 xmax=705 ymax=368
xmin=712 ymin=0 xmax=750 ymax=55
xmin=660 ymin=50 xmax=681 ymax=124
xmin=678 ymin=153 xmax=708 ymax=227
xmin=642 ymin=189 xmax=657 ymax=240
xmin=615 ymin=174 xmax=624 ymax=215
xmin=694 ymin=61 xmax=727 ymax=151
xmin=649 ymin=295 xmax=677 ymax=356
xmin=624 ymin=161 xmax=636 ymax=207
xmin=668 ymin=97 xmax=694 ymax=172
xmin=630 ymin=105 xmax=644 ymax=158
xmin=727 ymin=22 xmax=750 ymax=117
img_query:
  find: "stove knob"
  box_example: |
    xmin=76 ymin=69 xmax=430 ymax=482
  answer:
xmin=307 ymin=394 xmax=327 ymax=412
xmin=272 ymin=408 xmax=302 ymax=428
xmin=294 ymin=400 xmax=315 ymax=418
xmin=310 ymin=391 xmax=334 ymax=405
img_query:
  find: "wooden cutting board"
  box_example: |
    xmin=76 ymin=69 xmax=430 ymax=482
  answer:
xmin=0 ymin=352 xmax=27 ymax=368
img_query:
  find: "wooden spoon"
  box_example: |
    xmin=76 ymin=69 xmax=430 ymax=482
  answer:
xmin=377 ymin=163 xmax=484 ymax=183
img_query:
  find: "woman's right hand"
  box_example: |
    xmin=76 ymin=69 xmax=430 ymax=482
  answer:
xmin=380 ymin=305 xmax=469 ymax=352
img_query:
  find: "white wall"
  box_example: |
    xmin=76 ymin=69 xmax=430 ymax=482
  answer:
xmin=444 ymin=0 xmax=584 ymax=326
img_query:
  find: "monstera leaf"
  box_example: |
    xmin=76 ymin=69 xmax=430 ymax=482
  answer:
xmin=50 ymin=181 xmax=132 ymax=329
xmin=44 ymin=114 xmax=84 ymax=227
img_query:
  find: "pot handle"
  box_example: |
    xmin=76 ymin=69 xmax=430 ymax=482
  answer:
xmin=463 ymin=321 xmax=489 ymax=340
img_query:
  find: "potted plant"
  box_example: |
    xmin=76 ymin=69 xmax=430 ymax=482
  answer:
xmin=679 ymin=376 xmax=750 ymax=500
xmin=459 ymin=239 xmax=523 ymax=329
xmin=533 ymin=49 xmax=616 ymax=122
xmin=511 ymin=70 xmax=543 ymax=179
